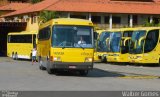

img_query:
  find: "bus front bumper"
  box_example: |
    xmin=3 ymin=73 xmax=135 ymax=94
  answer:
xmin=50 ymin=62 xmax=93 ymax=70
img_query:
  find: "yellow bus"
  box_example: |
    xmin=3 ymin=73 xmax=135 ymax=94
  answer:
xmin=129 ymin=27 xmax=160 ymax=64
xmin=94 ymin=30 xmax=105 ymax=62
xmin=7 ymin=31 xmax=38 ymax=60
xmin=94 ymin=30 xmax=111 ymax=62
xmin=37 ymin=18 xmax=95 ymax=75
xmin=107 ymin=28 xmax=135 ymax=63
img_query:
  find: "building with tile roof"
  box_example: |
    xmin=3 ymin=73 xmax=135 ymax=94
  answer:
xmin=1 ymin=0 xmax=160 ymax=29
xmin=1 ymin=0 xmax=160 ymax=56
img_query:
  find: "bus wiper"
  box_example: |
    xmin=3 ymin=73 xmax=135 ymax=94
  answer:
xmin=76 ymin=43 xmax=84 ymax=49
xmin=59 ymin=41 xmax=66 ymax=49
xmin=62 ymin=45 xmax=66 ymax=49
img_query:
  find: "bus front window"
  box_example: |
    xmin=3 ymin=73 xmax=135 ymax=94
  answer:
xmin=52 ymin=25 xmax=93 ymax=48
xmin=109 ymin=32 xmax=121 ymax=52
xmin=97 ymin=32 xmax=110 ymax=52
xmin=129 ymin=30 xmax=146 ymax=54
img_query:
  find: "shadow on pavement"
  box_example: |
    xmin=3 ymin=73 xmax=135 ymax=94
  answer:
xmin=87 ymin=68 xmax=125 ymax=77
xmin=54 ymin=68 xmax=125 ymax=78
xmin=106 ymin=62 xmax=160 ymax=67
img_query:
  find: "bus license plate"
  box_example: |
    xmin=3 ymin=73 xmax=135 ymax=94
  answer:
xmin=69 ymin=66 xmax=76 ymax=69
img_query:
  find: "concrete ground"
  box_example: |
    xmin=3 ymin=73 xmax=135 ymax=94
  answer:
xmin=0 ymin=57 xmax=160 ymax=91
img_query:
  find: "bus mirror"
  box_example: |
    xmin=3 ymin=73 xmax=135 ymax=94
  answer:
xmin=138 ymin=36 xmax=145 ymax=46
xmin=106 ymin=38 xmax=110 ymax=46
xmin=94 ymin=32 xmax=98 ymax=40
xmin=37 ymin=34 xmax=39 ymax=39
xmin=36 ymin=39 xmax=38 ymax=44
xmin=123 ymin=37 xmax=131 ymax=46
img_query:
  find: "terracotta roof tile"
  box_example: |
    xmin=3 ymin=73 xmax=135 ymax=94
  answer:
xmin=2 ymin=0 xmax=59 ymax=17
xmin=46 ymin=0 xmax=160 ymax=14
xmin=0 ymin=3 xmax=31 ymax=11
xmin=2 ymin=0 xmax=160 ymax=17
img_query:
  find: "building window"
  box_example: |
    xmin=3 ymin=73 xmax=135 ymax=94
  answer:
xmin=133 ymin=15 xmax=138 ymax=25
xmin=70 ymin=15 xmax=86 ymax=19
xmin=31 ymin=16 xmax=37 ymax=24
xmin=112 ymin=16 xmax=121 ymax=24
xmin=104 ymin=16 xmax=109 ymax=24
xmin=104 ymin=16 xmax=121 ymax=24
xmin=153 ymin=17 xmax=160 ymax=24
xmin=128 ymin=15 xmax=138 ymax=26
xmin=91 ymin=16 xmax=101 ymax=24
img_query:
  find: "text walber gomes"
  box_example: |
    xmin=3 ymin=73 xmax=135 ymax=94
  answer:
xmin=122 ymin=91 xmax=159 ymax=97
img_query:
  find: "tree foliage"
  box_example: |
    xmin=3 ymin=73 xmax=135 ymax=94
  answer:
xmin=31 ymin=0 xmax=43 ymax=4
xmin=38 ymin=11 xmax=59 ymax=24
xmin=143 ymin=19 xmax=160 ymax=27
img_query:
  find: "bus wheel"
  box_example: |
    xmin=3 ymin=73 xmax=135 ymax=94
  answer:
xmin=101 ymin=56 xmax=106 ymax=62
xmin=39 ymin=57 xmax=45 ymax=70
xmin=79 ymin=70 xmax=88 ymax=76
xmin=46 ymin=61 xmax=53 ymax=74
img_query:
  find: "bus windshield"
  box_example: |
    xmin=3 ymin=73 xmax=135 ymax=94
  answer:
xmin=129 ymin=30 xmax=146 ymax=54
xmin=109 ymin=32 xmax=121 ymax=52
xmin=97 ymin=32 xmax=110 ymax=52
xmin=52 ymin=25 xmax=93 ymax=48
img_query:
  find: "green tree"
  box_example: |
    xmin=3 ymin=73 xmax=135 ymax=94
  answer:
xmin=39 ymin=11 xmax=59 ymax=24
xmin=31 ymin=0 xmax=43 ymax=4
xmin=143 ymin=19 xmax=155 ymax=27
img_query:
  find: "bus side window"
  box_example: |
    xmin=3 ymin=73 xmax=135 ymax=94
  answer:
xmin=38 ymin=27 xmax=50 ymax=40
xmin=144 ymin=29 xmax=159 ymax=53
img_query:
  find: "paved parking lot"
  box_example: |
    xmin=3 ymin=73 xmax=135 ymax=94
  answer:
xmin=0 ymin=57 xmax=160 ymax=91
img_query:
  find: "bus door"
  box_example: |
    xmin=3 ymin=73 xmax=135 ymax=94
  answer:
xmin=33 ymin=34 xmax=36 ymax=48
xmin=121 ymin=31 xmax=133 ymax=54
xmin=142 ymin=29 xmax=159 ymax=63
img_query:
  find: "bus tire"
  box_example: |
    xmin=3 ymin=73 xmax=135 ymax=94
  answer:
xmin=46 ymin=60 xmax=53 ymax=74
xmin=79 ymin=70 xmax=88 ymax=76
xmin=101 ymin=56 xmax=106 ymax=62
xmin=39 ymin=57 xmax=45 ymax=70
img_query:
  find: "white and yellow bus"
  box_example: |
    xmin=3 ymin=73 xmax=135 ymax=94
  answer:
xmin=7 ymin=31 xmax=38 ymax=60
xmin=37 ymin=18 xmax=96 ymax=75
xmin=129 ymin=27 xmax=160 ymax=65
xmin=107 ymin=28 xmax=135 ymax=63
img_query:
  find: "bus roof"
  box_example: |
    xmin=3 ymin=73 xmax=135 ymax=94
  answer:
xmin=96 ymin=30 xmax=106 ymax=34
xmin=134 ymin=27 xmax=160 ymax=31
xmin=8 ymin=30 xmax=37 ymax=35
xmin=106 ymin=28 xmax=121 ymax=32
xmin=120 ymin=27 xmax=137 ymax=31
xmin=39 ymin=18 xmax=93 ymax=29
xmin=106 ymin=27 xmax=140 ymax=32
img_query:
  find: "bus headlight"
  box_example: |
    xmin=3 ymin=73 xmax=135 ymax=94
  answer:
xmin=113 ymin=54 xmax=119 ymax=56
xmin=85 ymin=57 xmax=93 ymax=62
xmin=136 ymin=56 xmax=142 ymax=59
xmin=53 ymin=57 xmax=61 ymax=61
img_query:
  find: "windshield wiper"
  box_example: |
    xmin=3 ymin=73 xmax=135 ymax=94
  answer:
xmin=75 ymin=43 xmax=84 ymax=49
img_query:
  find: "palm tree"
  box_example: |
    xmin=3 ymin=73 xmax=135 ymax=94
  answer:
xmin=39 ymin=11 xmax=59 ymax=24
xmin=31 ymin=0 xmax=43 ymax=4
